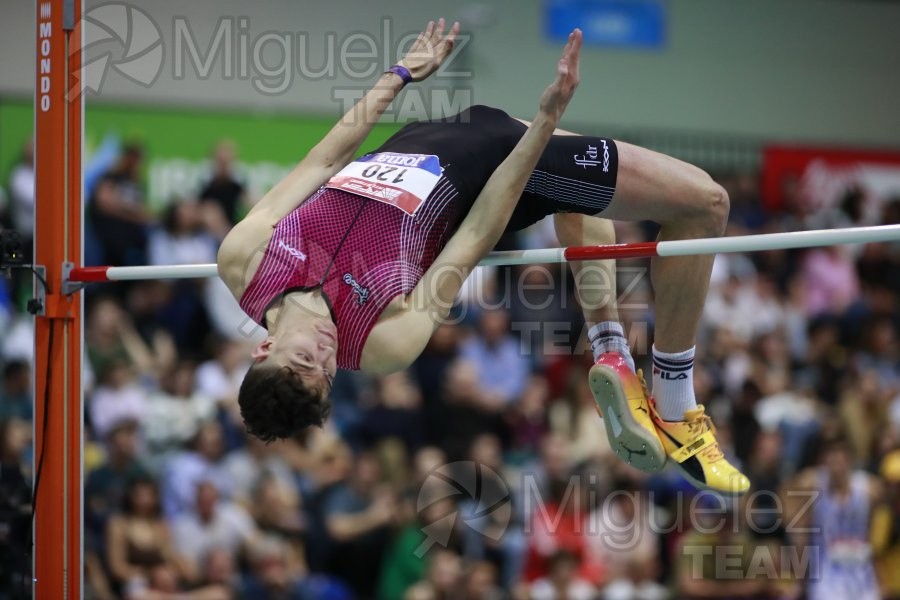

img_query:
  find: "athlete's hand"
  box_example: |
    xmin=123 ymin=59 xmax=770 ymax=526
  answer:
xmin=397 ymin=18 xmax=460 ymax=82
xmin=539 ymin=28 xmax=582 ymax=119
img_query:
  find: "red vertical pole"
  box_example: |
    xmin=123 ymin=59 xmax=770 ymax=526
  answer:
xmin=65 ymin=0 xmax=84 ymax=596
xmin=34 ymin=0 xmax=82 ymax=597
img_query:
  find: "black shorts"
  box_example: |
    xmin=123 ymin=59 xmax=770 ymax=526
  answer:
xmin=372 ymin=105 xmax=619 ymax=231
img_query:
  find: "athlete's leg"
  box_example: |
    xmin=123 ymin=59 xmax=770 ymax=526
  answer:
xmin=515 ymin=119 xmax=726 ymax=353
xmin=555 ymin=211 xmax=667 ymax=473
xmin=594 ymin=142 xmax=747 ymax=495
xmin=514 ymin=123 xmax=747 ymax=493
xmin=539 ymin=122 xmax=665 ymax=472
xmin=598 ymin=141 xmax=728 ymax=354
xmin=532 ymin=121 xmax=620 ymax=327
xmin=553 ymin=208 xmax=618 ymax=323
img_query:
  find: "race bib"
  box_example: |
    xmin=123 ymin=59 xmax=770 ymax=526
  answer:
xmin=828 ymin=539 xmax=872 ymax=566
xmin=325 ymin=152 xmax=442 ymax=216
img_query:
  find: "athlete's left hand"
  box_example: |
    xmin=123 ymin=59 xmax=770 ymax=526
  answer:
xmin=539 ymin=28 xmax=582 ymax=120
xmin=397 ymin=18 xmax=460 ymax=81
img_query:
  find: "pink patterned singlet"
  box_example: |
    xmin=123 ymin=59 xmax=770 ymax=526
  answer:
xmin=239 ymin=179 xmax=461 ymax=370
xmin=237 ymin=105 xmax=620 ymax=370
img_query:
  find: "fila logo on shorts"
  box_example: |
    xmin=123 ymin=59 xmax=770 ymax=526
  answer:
xmin=574 ymin=141 xmax=610 ymax=172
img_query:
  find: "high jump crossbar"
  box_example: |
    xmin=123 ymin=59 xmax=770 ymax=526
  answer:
xmin=67 ymin=224 xmax=900 ymax=284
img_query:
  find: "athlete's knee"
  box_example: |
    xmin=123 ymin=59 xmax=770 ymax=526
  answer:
xmin=704 ymin=179 xmax=730 ymax=235
xmin=684 ymin=174 xmax=729 ymax=236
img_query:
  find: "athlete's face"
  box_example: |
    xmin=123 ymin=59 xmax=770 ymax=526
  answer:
xmin=252 ymin=318 xmax=338 ymax=391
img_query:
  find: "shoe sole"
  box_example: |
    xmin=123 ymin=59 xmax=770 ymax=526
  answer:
xmin=589 ymin=365 xmax=666 ymax=473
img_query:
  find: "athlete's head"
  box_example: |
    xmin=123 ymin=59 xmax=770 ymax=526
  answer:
xmin=238 ymin=317 xmax=338 ymax=441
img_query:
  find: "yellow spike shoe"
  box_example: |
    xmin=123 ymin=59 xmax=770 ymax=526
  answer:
xmin=589 ymin=353 xmax=666 ymax=473
xmin=651 ymin=405 xmax=751 ymax=496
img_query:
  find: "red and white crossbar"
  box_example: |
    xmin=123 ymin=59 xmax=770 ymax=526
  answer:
xmin=67 ymin=224 xmax=900 ymax=284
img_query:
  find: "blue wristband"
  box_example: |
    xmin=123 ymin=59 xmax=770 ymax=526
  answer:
xmin=386 ymin=64 xmax=413 ymax=85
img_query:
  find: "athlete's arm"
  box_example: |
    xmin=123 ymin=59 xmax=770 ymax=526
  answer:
xmin=361 ymin=30 xmax=583 ymax=373
xmin=247 ymin=19 xmax=459 ymax=223
xmin=219 ymin=20 xmax=459 ymax=293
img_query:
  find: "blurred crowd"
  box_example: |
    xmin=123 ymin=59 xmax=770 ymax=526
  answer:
xmin=0 ymin=136 xmax=899 ymax=600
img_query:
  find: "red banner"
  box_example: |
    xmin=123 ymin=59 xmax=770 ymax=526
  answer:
xmin=762 ymin=145 xmax=900 ymax=213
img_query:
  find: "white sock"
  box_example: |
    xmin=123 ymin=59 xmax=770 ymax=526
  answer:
xmin=651 ymin=345 xmax=697 ymax=421
xmin=588 ymin=322 xmax=635 ymax=372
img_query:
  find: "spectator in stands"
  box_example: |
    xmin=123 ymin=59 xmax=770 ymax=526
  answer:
xmin=304 ymin=436 xmax=354 ymax=559
xmin=433 ymin=359 xmax=502 ymax=457
xmin=873 ymin=449 xmax=900 ymax=599
xmin=196 ymin=336 xmax=251 ymax=445
xmin=88 ymin=360 xmax=147 ymax=440
xmin=377 ymin=493 xmax=460 ymax=600
xmin=0 ymin=359 xmax=31 ymax=421
xmin=458 ymin=434 xmax=526 ymax=588
xmin=241 ymin=536 xmax=353 ymax=600
xmin=221 ymin=433 xmax=295 ymax=507
xmin=839 ymin=370 xmax=887 ymax=467
xmin=4 ymin=137 xmax=35 ymax=304
xmin=801 ymin=246 xmax=861 ymax=318
xmin=357 ymin=370 xmax=426 ymax=452
xmin=250 ymin=475 xmax=308 ymax=576
xmin=148 ymin=199 xmax=219 ymax=267
xmin=413 ymin=322 xmax=460 ymax=405
xmin=86 ymin=296 xmax=169 ymax=384
xmin=122 ymin=563 xmax=231 ymax=600
xmin=529 ymin=549 xmax=597 ymax=600
xmin=520 ymin=434 xmax=575 ymax=514
xmin=507 ymin=374 xmax=549 ymax=455
xmin=586 ymin=481 xmax=667 ymax=600
xmin=461 ymin=561 xmax=503 ymax=600
xmin=460 ymin=307 xmax=530 ymax=407
xmin=199 ymin=140 xmax=247 ymax=233
xmin=857 ymin=317 xmax=899 ymax=388
xmin=0 ymin=418 xmax=31 ymax=595
xmin=161 ymin=421 xmax=231 ymax=518
xmin=85 ymin=418 xmax=149 ymax=600
xmin=404 ymin=549 xmax=464 ymax=600
xmin=144 ymin=362 xmax=217 ymax=460
xmin=802 ymin=316 xmax=846 ymax=406
xmin=548 ymin=371 xmax=614 ymax=464
xmin=522 ymin=470 xmax=592 ymax=585
xmin=124 ymin=281 xmax=179 ymax=374
xmin=105 ymin=476 xmax=193 ymax=592
xmin=7 ymin=138 xmax=35 ymax=247
xmin=748 ymin=330 xmax=792 ymax=398
xmin=85 ymin=418 xmax=149 ymax=543
xmin=674 ymin=502 xmax=766 ymax=599
xmin=782 ymin=434 xmax=882 ymax=600
xmin=743 ymin=430 xmax=787 ymax=540
xmin=321 ymin=450 xmax=397 ymax=598
xmin=170 ymin=480 xmax=259 ymax=578
xmin=89 ymin=143 xmax=153 ymax=267
xmin=200 ymin=549 xmax=241 ymax=595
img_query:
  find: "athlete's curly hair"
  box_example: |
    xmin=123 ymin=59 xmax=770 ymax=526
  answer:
xmin=238 ymin=362 xmax=331 ymax=442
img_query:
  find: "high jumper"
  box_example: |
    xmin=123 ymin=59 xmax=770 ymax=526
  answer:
xmin=215 ymin=19 xmax=747 ymax=495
